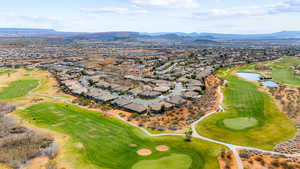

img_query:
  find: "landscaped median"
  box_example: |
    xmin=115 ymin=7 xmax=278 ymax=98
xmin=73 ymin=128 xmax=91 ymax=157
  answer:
xmin=17 ymin=102 xmax=227 ymax=169
xmin=196 ymin=68 xmax=297 ymax=150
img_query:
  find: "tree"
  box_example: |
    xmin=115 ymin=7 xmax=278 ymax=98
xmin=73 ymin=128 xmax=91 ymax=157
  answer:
xmin=221 ymin=148 xmax=226 ymax=159
xmin=184 ymin=128 xmax=193 ymax=142
xmin=161 ymin=104 xmax=166 ymax=112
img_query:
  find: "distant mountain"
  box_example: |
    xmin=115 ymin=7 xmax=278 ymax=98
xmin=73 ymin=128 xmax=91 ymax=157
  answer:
xmin=0 ymin=28 xmax=78 ymax=37
xmin=270 ymin=31 xmax=300 ymax=39
xmin=1 ymin=28 xmax=300 ymax=39
xmin=66 ymin=32 xmax=143 ymax=40
xmin=142 ymin=31 xmax=300 ymax=39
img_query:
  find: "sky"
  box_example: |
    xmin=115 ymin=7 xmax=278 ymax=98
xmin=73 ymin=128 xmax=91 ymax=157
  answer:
xmin=0 ymin=0 xmax=300 ymax=34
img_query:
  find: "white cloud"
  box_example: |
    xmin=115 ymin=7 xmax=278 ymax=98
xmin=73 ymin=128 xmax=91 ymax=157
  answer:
xmin=80 ymin=7 xmax=148 ymax=14
xmin=193 ymin=0 xmax=300 ymax=18
xmin=0 ymin=12 xmax=62 ymax=24
xmin=131 ymin=0 xmax=200 ymax=8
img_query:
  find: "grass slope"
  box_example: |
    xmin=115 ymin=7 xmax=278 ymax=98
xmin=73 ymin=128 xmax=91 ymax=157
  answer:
xmin=0 ymin=79 xmax=39 ymax=99
xmin=0 ymin=69 xmax=16 ymax=75
xmin=17 ymin=102 xmax=225 ymax=169
xmin=197 ymin=70 xmax=296 ymax=150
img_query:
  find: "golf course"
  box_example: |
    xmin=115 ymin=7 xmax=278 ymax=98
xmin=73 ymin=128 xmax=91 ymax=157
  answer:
xmin=1 ymin=57 xmax=299 ymax=169
xmin=17 ymin=102 xmax=225 ymax=169
xmin=0 ymin=69 xmax=227 ymax=169
xmin=197 ymin=56 xmax=299 ymax=150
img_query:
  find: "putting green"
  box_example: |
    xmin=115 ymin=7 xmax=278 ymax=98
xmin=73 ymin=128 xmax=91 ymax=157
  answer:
xmin=223 ymin=117 xmax=258 ymax=130
xmin=132 ymin=154 xmax=192 ymax=169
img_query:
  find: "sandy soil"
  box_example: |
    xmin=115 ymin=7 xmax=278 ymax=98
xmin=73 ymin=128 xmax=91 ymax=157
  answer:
xmin=156 ymin=145 xmax=170 ymax=152
xmin=0 ymin=163 xmax=12 ymax=169
xmin=242 ymin=154 xmax=300 ymax=169
xmin=0 ymin=69 xmax=26 ymax=84
xmin=218 ymin=152 xmax=238 ymax=169
xmin=22 ymin=157 xmax=49 ymax=169
xmin=137 ymin=149 xmax=152 ymax=156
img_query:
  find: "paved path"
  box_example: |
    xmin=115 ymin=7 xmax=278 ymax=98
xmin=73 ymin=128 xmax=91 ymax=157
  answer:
xmin=31 ymin=83 xmax=300 ymax=169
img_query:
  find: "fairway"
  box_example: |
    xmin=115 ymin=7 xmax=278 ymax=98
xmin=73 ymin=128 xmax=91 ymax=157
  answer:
xmin=0 ymin=69 xmax=16 ymax=75
xmin=132 ymin=154 xmax=192 ymax=169
xmin=268 ymin=56 xmax=300 ymax=87
xmin=271 ymin=67 xmax=300 ymax=87
xmin=0 ymin=79 xmax=39 ymax=99
xmin=17 ymin=102 xmax=225 ymax=169
xmin=223 ymin=117 xmax=258 ymax=130
xmin=197 ymin=69 xmax=296 ymax=150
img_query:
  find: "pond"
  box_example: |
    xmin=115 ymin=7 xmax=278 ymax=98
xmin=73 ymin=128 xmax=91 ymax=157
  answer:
xmin=236 ymin=72 xmax=279 ymax=88
xmin=236 ymin=72 xmax=262 ymax=81
xmin=261 ymin=80 xmax=279 ymax=88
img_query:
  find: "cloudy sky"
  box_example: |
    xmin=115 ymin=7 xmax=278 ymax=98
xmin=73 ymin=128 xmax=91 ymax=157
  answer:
xmin=1 ymin=0 xmax=300 ymax=34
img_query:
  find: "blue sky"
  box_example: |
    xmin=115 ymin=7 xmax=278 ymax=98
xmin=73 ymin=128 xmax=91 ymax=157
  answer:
xmin=1 ymin=0 xmax=300 ymax=33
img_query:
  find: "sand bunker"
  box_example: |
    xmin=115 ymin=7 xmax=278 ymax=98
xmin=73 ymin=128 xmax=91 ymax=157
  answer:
xmin=156 ymin=145 xmax=170 ymax=152
xmin=129 ymin=144 xmax=138 ymax=147
xmin=137 ymin=149 xmax=152 ymax=156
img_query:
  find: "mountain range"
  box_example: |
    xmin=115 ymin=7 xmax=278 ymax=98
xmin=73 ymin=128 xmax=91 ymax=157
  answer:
xmin=1 ymin=28 xmax=300 ymax=39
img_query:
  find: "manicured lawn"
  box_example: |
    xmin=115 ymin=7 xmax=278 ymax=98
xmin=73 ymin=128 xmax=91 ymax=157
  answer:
xmin=17 ymin=102 xmax=225 ymax=169
xmin=197 ymin=71 xmax=296 ymax=150
xmin=132 ymin=154 xmax=192 ymax=169
xmin=0 ymin=79 xmax=39 ymax=99
xmin=223 ymin=117 xmax=258 ymax=130
xmin=271 ymin=67 xmax=300 ymax=88
xmin=268 ymin=56 xmax=300 ymax=87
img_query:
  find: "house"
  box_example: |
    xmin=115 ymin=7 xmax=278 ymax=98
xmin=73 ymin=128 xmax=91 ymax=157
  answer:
xmin=182 ymin=91 xmax=200 ymax=100
xmin=138 ymin=91 xmax=161 ymax=98
xmin=128 ymin=88 xmax=143 ymax=96
xmin=153 ymin=86 xmax=170 ymax=93
xmin=123 ymin=102 xmax=148 ymax=114
xmin=165 ymin=95 xmax=187 ymax=107
xmin=111 ymin=86 xmax=131 ymax=93
xmin=149 ymin=101 xmax=173 ymax=113
xmin=86 ymin=89 xmax=118 ymax=102
xmin=95 ymin=81 xmax=110 ymax=89
xmin=61 ymin=80 xmax=88 ymax=96
xmin=111 ymin=96 xmax=133 ymax=108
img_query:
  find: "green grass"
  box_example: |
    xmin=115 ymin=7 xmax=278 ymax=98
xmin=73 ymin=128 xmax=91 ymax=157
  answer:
xmin=17 ymin=102 xmax=225 ymax=169
xmin=0 ymin=69 xmax=16 ymax=75
xmin=197 ymin=71 xmax=296 ymax=150
xmin=271 ymin=68 xmax=300 ymax=87
xmin=0 ymin=79 xmax=39 ymax=99
xmin=259 ymin=56 xmax=300 ymax=87
xmin=132 ymin=154 xmax=192 ymax=169
xmin=223 ymin=117 xmax=258 ymax=130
